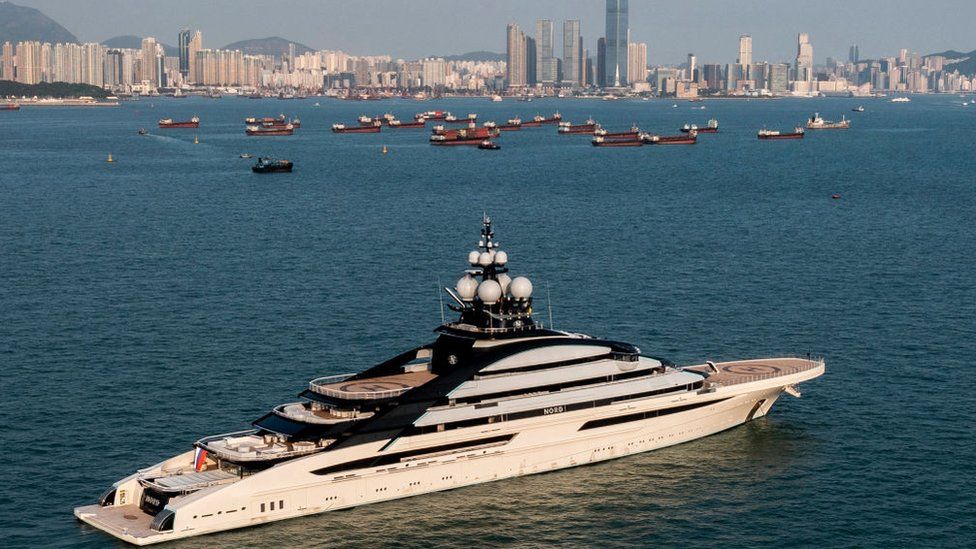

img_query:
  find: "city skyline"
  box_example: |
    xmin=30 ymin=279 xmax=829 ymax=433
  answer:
xmin=8 ymin=0 xmax=976 ymax=64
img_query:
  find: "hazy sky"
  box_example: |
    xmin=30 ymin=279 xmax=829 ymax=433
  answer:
xmin=18 ymin=0 xmax=976 ymax=64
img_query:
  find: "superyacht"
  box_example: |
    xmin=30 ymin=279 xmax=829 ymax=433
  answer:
xmin=75 ymin=217 xmax=825 ymax=545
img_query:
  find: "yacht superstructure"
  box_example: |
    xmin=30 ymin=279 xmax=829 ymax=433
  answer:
xmin=75 ymin=217 xmax=825 ymax=545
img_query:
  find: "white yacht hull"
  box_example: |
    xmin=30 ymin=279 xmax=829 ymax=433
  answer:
xmin=76 ymin=380 xmax=802 ymax=545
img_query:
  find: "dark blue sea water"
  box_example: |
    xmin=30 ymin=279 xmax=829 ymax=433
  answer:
xmin=1 ymin=95 xmax=974 ymax=548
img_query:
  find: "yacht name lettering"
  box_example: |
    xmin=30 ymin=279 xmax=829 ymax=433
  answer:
xmin=543 ymin=406 xmax=566 ymax=415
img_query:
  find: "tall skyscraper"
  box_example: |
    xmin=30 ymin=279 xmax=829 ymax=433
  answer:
xmin=141 ymin=37 xmax=160 ymax=85
xmin=604 ymin=0 xmax=629 ymax=86
xmin=506 ymin=23 xmax=527 ymax=88
xmin=535 ymin=19 xmax=555 ymax=84
xmin=687 ymin=53 xmax=697 ymax=81
xmin=187 ymin=31 xmax=202 ymax=84
xmin=525 ymin=36 xmax=537 ymax=86
xmin=1 ymin=41 xmax=13 ymax=80
xmin=562 ymin=20 xmax=581 ymax=86
xmin=178 ymin=28 xmax=192 ymax=78
xmin=596 ymin=37 xmax=606 ymax=87
xmin=627 ymin=41 xmax=647 ymax=85
xmin=795 ymin=32 xmax=813 ymax=81
xmin=849 ymin=44 xmax=859 ymax=63
xmin=737 ymin=35 xmax=752 ymax=66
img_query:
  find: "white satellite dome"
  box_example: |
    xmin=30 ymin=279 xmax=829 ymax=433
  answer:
xmin=456 ymin=275 xmax=478 ymax=300
xmin=467 ymin=251 xmax=480 ymax=265
xmin=510 ymin=276 xmax=533 ymax=299
xmin=494 ymin=250 xmax=508 ymax=265
xmin=478 ymin=252 xmax=492 ymax=266
xmin=477 ymin=279 xmax=502 ymax=304
xmin=497 ymin=273 xmax=512 ymax=294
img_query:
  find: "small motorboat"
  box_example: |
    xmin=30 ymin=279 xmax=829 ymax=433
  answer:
xmin=853 ymin=105 xmax=865 ymax=112
xmin=478 ymin=140 xmax=500 ymax=150
xmin=240 ymin=153 xmax=253 ymax=159
xmin=138 ymin=128 xmax=148 ymax=135
xmin=251 ymin=157 xmax=293 ymax=173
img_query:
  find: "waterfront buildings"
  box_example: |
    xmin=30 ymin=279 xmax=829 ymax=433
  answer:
xmin=535 ymin=19 xmax=555 ymax=85
xmin=604 ymin=0 xmax=629 ymax=86
xmin=506 ymin=23 xmax=527 ymax=88
xmin=562 ymin=20 xmax=581 ymax=86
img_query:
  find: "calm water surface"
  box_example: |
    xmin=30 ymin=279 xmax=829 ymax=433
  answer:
xmin=1 ymin=95 xmax=974 ymax=548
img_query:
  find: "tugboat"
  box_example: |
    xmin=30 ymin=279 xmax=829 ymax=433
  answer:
xmin=498 ymin=118 xmax=522 ymax=131
xmin=757 ymin=127 xmax=805 ymax=140
xmin=73 ymin=215 xmax=824 ymax=546
xmin=806 ymin=113 xmax=850 ymax=129
xmin=643 ymin=130 xmax=698 ymax=145
xmin=852 ymin=106 xmax=865 ymax=112
xmin=246 ymin=123 xmax=294 ymax=136
xmin=557 ymin=119 xmax=598 ymax=134
xmin=158 ymin=116 xmax=200 ymax=128
xmin=251 ymin=157 xmax=293 ymax=173
xmin=680 ymin=119 xmax=719 ymax=134
xmin=332 ymin=122 xmax=380 ymax=134
xmin=478 ymin=140 xmax=500 ymax=150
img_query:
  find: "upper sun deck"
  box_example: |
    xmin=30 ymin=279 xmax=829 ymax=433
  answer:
xmin=308 ymin=370 xmax=437 ymax=401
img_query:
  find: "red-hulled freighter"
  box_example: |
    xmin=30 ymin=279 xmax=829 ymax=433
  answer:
xmin=416 ymin=110 xmax=449 ymax=121
xmin=591 ymin=135 xmax=644 ymax=147
xmin=445 ymin=113 xmax=478 ymax=124
xmin=681 ymin=119 xmax=718 ymax=134
xmin=388 ymin=118 xmax=426 ymax=128
xmin=159 ymin=116 xmax=200 ymax=128
xmin=246 ymin=123 xmax=294 ymax=136
xmin=498 ymin=118 xmax=522 ymax=131
xmin=594 ymin=125 xmax=640 ymax=138
xmin=558 ymin=119 xmax=598 ymax=134
xmin=757 ymin=127 xmax=805 ymax=140
xmin=521 ymin=116 xmax=543 ymax=127
xmin=332 ymin=122 xmax=380 ymax=134
xmin=430 ymin=126 xmax=497 ymax=146
xmin=540 ymin=112 xmax=562 ymax=124
xmin=643 ymin=131 xmax=698 ymax=145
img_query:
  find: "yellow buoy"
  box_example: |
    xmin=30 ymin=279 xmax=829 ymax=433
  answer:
xmin=382 ymin=145 xmax=388 ymax=154
xmin=107 ymin=153 xmax=114 ymax=163
xmin=194 ymin=135 xmax=199 ymax=144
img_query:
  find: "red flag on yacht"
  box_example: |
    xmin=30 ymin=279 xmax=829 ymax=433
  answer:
xmin=193 ymin=448 xmax=208 ymax=472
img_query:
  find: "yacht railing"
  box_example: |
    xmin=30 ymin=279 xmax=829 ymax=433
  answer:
xmin=308 ymin=373 xmax=411 ymax=400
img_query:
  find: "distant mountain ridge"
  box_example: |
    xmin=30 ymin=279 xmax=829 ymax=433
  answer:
xmin=441 ymin=51 xmax=505 ymax=62
xmin=222 ymin=37 xmax=313 ymax=58
xmin=102 ymin=35 xmax=177 ymax=56
xmin=0 ymin=1 xmax=77 ymax=44
xmin=926 ymin=48 xmax=976 ymax=76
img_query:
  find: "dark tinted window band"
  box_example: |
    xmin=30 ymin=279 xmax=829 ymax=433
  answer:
xmin=407 ymin=382 xmax=705 ymax=436
xmin=454 ymin=366 xmax=663 ymax=405
xmin=480 ymin=352 xmax=618 ymax=376
xmin=578 ymin=398 xmax=731 ymax=431
xmin=310 ymin=434 xmax=514 ymax=476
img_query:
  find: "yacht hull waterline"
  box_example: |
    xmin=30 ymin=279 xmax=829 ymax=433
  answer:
xmin=74 ymin=218 xmax=825 ymax=546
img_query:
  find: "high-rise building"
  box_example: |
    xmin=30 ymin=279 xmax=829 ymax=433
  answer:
xmin=737 ymin=35 xmax=752 ymax=67
xmin=15 ymin=41 xmax=43 ymax=84
xmin=422 ymin=57 xmax=447 ymax=87
xmin=627 ymin=41 xmax=646 ymax=85
xmin=687 ymin=53 xmax=697 ymax=81
xmin=525 ymin=36 xmax=537 ymax=86
xmin=506 ymin=23 xmax=527 ymax=88
xmin=769 ymin=63 xmax=789 ymax=93
xmin=535 ymin=19 xmax=555 ymax=84
xmin=178 ymin=28 xmax=191 ymax=78
xmin=2 ymin=41 xmax=14 ymax=80
xmin=849 ymin=44 xmax=859 ymax=64
xmin=141 ymin=37 xmax=160 ymax=85
xmin=604 ymin=0 xmax=629 ymax=86
xmin=795 ymin=33 xmax=813 ymax=81
xmin=596 ymin=37 xmax=606 ymax=87
xmin=187 ymin=31 xmax=202 ymax=84
xmin=562 ymin=20 xmax=581 ymax=86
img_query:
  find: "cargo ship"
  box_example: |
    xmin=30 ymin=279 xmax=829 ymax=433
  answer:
xmin=680 ymin=119 xmax=719 ymax=134
xmin=246 ymin=124 xmax=294 ymax=136
xmin=388 ymin=118 xmax=426 ymax=129
xmin=498 ymin=118 xmax=522 ymax=131
xmin=757 ymin=127 xmax=805 ymax=140
xmin=158 ymin=116 xmax=200 ymax=128
xmin=251 ymin=158 xmax=293 ymax=173
xmin=805 ymin=113 xmax=850 ymax=130
xmin=332 ymin=123 xmax=380 ymax=134
xmin=540 ymin=112 xmax=562 ymax=124
xmin=592 ymin=135 xmax=644 ymax=147
xmin=643 ymin=131 xmax=698 ymax=145
xmin=445 ymin=113 xmax=478 ymax=124
xmin=558 ymin=119 xmax=598 ymax=134
xmin=1 ymin=103 xmax=20 ymax=111
xmin=416 ymin=110 xmax=449 ymax=121
xmin=430 ymin=126 xmax=496 ymax=146
xmin=594 ymin=125 xmax=640 ymax=138
xmin=521 ymin=117 xmax=543 ymax=127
